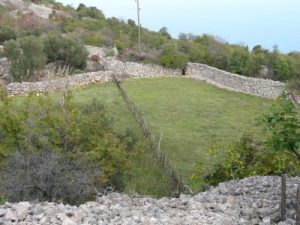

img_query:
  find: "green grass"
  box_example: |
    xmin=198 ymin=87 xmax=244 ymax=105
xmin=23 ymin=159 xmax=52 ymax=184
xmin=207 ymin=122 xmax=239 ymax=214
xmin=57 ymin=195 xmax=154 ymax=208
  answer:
xmin=9 ymin=83 xmax=175 ymax=197
xmin=8 ymin=78 xmax=298 ymax=193
xmin=123 ymin=77 xmax=276 ymax=189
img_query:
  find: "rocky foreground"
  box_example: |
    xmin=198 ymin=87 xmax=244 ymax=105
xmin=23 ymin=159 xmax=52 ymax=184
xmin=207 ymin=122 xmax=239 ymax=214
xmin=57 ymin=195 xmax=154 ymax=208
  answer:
xmin=0 ymin=176 xmax=299 ymax=225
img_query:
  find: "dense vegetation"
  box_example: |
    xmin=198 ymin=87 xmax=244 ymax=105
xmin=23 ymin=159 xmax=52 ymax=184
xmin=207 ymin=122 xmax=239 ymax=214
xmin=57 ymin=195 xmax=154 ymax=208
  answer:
xmin=0 ymin=1 xmax=299 ymax=83
xmin=3 ymin=33 xmax=87 ymax=81
xmin=0 ymin=85 xmax=175 ymax=204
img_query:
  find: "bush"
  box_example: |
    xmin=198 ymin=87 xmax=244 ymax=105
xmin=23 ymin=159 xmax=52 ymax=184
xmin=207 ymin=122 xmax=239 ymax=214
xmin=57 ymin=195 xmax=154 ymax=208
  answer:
xmin=193 ymin=95 xmax=300 ymax=188
xmin=4 ymin=36 xmax=47 ymax=82
xmin=43 ymin=33 xmax=88 ymax=71
xmin=259 ymin=94 xmax=300 ymax=159
xmin=76 ymin=4 xmax=105 ymax=20
xmin=0 ymin=26 xmax=16 ymax=44
xmin=0 ymin=151 xmax=97 ymax=204
xmin=159 ymin=43 xmax=188 ymax=68
xmin=192 ymin=135 xmax=300 ymax=187
xmin=0 ymin=93 xmax=140 ymax=204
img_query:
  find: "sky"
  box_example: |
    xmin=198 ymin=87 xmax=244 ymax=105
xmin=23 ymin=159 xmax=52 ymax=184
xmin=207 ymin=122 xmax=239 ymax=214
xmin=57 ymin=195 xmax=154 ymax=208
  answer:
xmin=59 ymin=0 xmax=300 ymax=53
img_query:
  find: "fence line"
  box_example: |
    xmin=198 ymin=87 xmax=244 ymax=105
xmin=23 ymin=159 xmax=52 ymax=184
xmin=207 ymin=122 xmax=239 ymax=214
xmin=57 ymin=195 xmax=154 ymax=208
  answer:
xmin=112 ymin=75 xmax=191 ymax=194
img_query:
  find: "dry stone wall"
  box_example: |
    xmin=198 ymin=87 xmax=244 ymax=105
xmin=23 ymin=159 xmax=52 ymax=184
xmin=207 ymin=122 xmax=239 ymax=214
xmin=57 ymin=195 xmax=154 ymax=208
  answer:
xmin=0 ymin=58 xmax=10 ymax=79
xmin=102 ymin=58 xmax=180 ymax=78
xmin=187 ymin=63 xmax=286 ymax=98
xmin=6 ymin=59 xmax=180 ymax=96
xmin=4 ymin=57 xmax=290 ymax=99
xmin=7 ymin=71 xmax=113 ymax=96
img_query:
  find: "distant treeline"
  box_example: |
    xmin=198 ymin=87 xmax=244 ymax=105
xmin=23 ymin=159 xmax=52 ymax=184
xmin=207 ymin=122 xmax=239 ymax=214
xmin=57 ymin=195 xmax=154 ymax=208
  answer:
xmin=0 ymin=1 xmax=299 ymax=82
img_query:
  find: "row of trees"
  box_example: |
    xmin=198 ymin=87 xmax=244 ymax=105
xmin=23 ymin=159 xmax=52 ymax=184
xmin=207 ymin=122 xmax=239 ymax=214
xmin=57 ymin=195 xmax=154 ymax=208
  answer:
xmin=3 ymin=33 xmax=87 ymax=82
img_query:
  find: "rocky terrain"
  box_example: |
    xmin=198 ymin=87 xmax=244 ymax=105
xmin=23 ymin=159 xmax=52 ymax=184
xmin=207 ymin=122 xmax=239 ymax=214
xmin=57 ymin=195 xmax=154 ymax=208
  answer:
xmin=0 ymin=176 xmax=299 ymax=225
xmin=0 ymin=0 xmax=64 ymax=19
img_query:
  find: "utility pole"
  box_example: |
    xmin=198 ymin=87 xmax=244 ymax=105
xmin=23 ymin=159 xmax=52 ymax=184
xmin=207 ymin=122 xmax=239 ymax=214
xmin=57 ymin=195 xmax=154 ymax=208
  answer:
xmin=135 ymin=0 xmax=141 ymax=52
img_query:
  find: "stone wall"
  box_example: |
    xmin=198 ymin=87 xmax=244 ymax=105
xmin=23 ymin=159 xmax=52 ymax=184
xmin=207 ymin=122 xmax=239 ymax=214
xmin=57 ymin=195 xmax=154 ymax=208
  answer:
xmin=0 ymin=58 xmax=11 ymax=79
xmin=4 ymin=58 xmax=290 ymax=98
xmin=7 ymin=71 xmax=113 ymax=96
xmin=6 ymin=61 xmax=180 ymax=96
xmin=102 ymin=58 xmax=180 ymax=78
xmin=186 ymin=63 xmax=286 ymax=98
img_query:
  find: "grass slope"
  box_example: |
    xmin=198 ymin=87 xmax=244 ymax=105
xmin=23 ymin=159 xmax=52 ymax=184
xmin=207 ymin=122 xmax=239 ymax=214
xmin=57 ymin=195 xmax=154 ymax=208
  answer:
xmin=123 ymin=77 xmax=275 ymax=189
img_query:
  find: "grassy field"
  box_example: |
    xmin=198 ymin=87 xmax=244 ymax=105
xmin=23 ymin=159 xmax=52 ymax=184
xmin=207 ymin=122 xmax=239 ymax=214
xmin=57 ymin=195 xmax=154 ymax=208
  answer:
xmin=123 ymin=77 xmax=275 ymax=189
xmin=10 ymin=83 xmax=175 ymax=197
xmin=9 ymin=78 xmax=297 ymax=193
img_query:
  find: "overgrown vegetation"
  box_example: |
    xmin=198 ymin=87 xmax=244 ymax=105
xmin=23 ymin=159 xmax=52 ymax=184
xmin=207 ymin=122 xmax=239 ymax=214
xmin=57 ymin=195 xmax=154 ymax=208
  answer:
xmin=0 ymin=91 xmax=139 ymax=203
xmin=3 ymin=32 xmax=87 ymax=81
xmin=192 ymin=95 xmax=300 ymax=188
xmin=0 ymin=84 xmax=176 ymax=203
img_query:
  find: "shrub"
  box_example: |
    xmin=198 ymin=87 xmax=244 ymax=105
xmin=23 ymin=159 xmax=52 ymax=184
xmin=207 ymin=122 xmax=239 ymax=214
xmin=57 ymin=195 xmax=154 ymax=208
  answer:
xmin=76 ymin=4 xmax=105 ymax=20
xmin=192 ymin=135 xmax=300 ymax=187
xmin=4 ymin=36 xmax=47 ymax=82
xmin=0 ymin=93 xmax=140 ymax=204
xmin=0 ymin=26 xmax=16 ymax=44
xmin=159 ymin=43 xmax=188 ymax=68
xmin=43 ymin=33 xmax=88 ymax=71
xmin=259 ymin=94 xmax=300 ymax=159
xmin=0 ymin=151 xmax=97 ymax=204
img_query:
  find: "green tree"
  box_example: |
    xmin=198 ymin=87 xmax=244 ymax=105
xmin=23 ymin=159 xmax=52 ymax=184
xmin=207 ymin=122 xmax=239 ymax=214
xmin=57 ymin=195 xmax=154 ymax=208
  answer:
xmin=228 ymin=45 xmax=251 ymax=75
xmin=159 ymin=27 xmax=172 ymax=39
xmin=268 ymin=45 xmax=295 ymax=81
xmin=43 ymin=33 xmax=88 ymax=71
xmin=159 ymin=43 xmax=188 ymax=68
xmin=4 ymin=36 xmax=46 ymax=82
xmin=260 ymin=94 xmax=300 ymax=159
xmin=76 ymin=4 xmax=105 ymax=19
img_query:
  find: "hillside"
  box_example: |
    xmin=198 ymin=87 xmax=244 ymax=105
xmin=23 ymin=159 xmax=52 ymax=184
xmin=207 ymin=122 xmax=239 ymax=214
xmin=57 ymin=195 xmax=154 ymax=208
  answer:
xmin=0 ymin=0 xmax=300 ymax=84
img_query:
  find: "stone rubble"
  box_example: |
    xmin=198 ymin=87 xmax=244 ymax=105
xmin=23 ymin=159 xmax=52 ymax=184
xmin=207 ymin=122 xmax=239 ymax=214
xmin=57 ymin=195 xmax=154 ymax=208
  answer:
xmin=0 ymin=176 xmax=299 ymax=225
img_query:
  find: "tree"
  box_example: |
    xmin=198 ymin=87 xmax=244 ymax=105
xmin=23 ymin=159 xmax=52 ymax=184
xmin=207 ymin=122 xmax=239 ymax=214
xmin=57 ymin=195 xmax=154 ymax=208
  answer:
xmin=228 ymin=45 xmax=251 ymax=75
xmin=268 ymin=45 xmax=295 ymax=81
xmin=4 ymin=36 xmax=47 ymax=82
xmin=76 ymin=4 xmax=105 ymax=19
xmin=159 ymin=27 xmax=172 ymax=39
xmin=159 ymin=43 xmax=188 ymax=68
xmin=260 ymin=94 xmax=300 ymax=159
xmin=43 ymin=33 xmax=88 ymax=72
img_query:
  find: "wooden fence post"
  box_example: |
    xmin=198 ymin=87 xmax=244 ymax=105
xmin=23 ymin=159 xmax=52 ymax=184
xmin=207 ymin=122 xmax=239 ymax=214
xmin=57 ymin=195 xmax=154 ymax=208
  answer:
xmin=296 ymin=185 xmax=300 ymax=225
xmin=281 ymin=174 xmax=287 ymax=221
xmin=113 ymin=74 xmax=191 ymax=194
